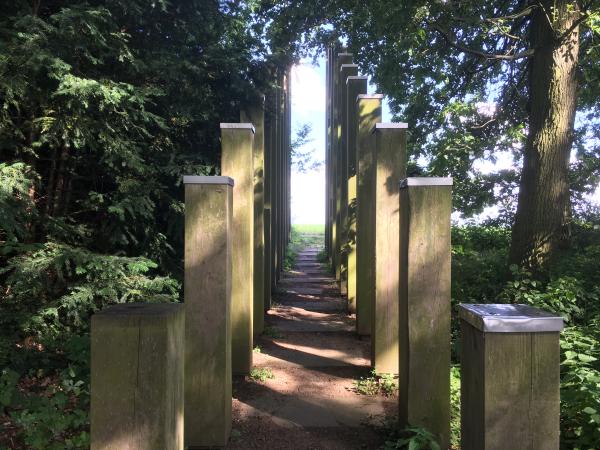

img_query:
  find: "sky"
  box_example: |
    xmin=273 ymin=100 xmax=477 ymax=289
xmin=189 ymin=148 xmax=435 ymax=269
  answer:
xmin=290 ymin=57 xmax=600 ymax=225
xmin=290 ymin=57 xmax=391 ymax=224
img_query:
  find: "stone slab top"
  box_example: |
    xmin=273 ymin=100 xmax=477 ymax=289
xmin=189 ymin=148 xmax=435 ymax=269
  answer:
xmin=459 ymin=303 xmax=564 ymax=333
xmin=399 ymin=177 xmax=453 ymax=188
xmin=183 ymin=175 xmax=234 ymax=186
xmin=220 ymin=123 xmax=255 ymax=134
xmin=356 ymin=94 xmax=384 ymax=102
xmin=346 ymin=75 xmax=368 ymax=84
xmin=94 ymin=302 xmax=183 ymax=318
xmin=372 ymin=122 xmax=408 ymax=133
xmin=337 ymin=52 xmax=353 ymax=57
xmin=340 ymin=64 xmax=359 ymax=71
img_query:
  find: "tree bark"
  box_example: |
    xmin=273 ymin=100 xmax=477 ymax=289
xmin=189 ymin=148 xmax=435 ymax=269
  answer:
xmin=509 ymin=0 xmax=580 ymax=270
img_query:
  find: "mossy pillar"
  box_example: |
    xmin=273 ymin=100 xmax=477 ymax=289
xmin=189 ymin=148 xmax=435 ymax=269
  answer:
xmin=399 ymin=177 xmax=452 ymax=448
xmin=91 ymin=303 xmax=184 ymax=450
xmin=355 ymin=94 xmax=383 ymax=336
xmin=338 ymin=63 xmax=358 ymax=296
xmin=264 ymin=89 xmax=274 ymax=308
xmin=345 ymin=76 xmax=367 ymax=314
xmin=459 ymin=304 xmax=563 ymax=450
xmin=221 ymin=123 xmax=254 ymax=375
xmin=372 ymin=124 xmax=408 ymax=374
xmin=241 ymin=103 xmax=265 ymax=335
xmin=332 ymin=53 xmax=353 ymax=278
xmin=183 ymin=176 xmax=233 ymax=448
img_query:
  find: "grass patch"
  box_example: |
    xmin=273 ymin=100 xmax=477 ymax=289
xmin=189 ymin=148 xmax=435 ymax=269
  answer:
xmin=262 ymin=326 xmax=283 ymax=339
xmin=250 ymin=367 xmax=274 ymax=383
xmin=353 ymin=370 xmax=398 ymax=396
xmin=292 ymin=224 xmax=324 ymax=234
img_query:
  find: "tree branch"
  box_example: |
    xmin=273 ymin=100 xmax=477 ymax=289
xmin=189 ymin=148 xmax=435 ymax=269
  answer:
xmin=429 ymin=22 xmax=535 ymax=60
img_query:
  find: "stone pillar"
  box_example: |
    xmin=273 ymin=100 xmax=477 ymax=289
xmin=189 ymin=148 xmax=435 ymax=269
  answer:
xmin=332 ymin=53 xmax=353 ymax=281
xmin=270 ymin=86 xmax=278 ymax=290
xmin=345 ymin=76 xmax=367 ymax=314
xmin=459 ymin=304 xmax=563 ymax=450
xmin=264 ymin=206 xmax=272 ymax=310
xmin=338 ymin=63 xmax=358 ymax=296
xmin=91 ymin=303 xmax=184 ymax=450
xmin=183 ymin=176 xmax=233 ymax=448
xmin=263 ymin=89 xmax=273 ymax=309
xmin=241 ymin=103 xmax=265 ymax=335
xmin=372 ymin=124 xmax=408 ymax=374
xmin=398 ymin=177 xmax=452 ymax=448
xmin=355 ymin=94 xmax=383 ymax=336
xmin=221 ymin=123 xmax=254 ymax=375
xmin=325 ymin=47 xmax=332 ymax=256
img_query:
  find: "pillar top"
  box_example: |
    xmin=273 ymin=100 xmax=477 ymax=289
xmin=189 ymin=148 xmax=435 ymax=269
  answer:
xmin=95 ymin=302 xmax=183 ymax=318
xmin=183 ymin=176 xmax=234 ymax=186
xmin=356 ymin=94 xmax=384 ymax=102
xmin=372 ymin=122 xmax=408 ymax=133
xmin=459 ymin=303 xmax=564 ymax=333
xmin=399 ymin=177 xmax=453 ymax=188
xmin=340 ymin=63 xmax=359 ymax=71
xmin=220 ymin=123 xmax=255 ymax=134
xmin=346 ymin=75 xmax=368 ymax=85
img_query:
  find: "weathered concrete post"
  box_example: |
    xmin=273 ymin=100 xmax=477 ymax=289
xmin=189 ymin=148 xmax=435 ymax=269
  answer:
xmin=264 ymin=206 xmax=272 ymax=310
xmin=372 ymin=124 xmax=408 ymax=374
xmin=183 ymin=176 xmax=233 ymax=448
xmin=221 ymin=123 xmax=254 ymax=375
xmin=241 ymin=103 xmax=265 ymax=335
xmin=332 ymin=53 xmax=354 ymax=280
xmin=338 ymin=63 xmax=358 ymax=296
xmin=398 ymin=177 xmax=452 ymax=448
xmin=355 ymin=94 xmax=383 ymax=336
xmin=91 ymin=303 xmax=184 ymax=450
xmin=459 ymin=304 xmax=563 ymax=450
xmin=345 ymin=76 xmax=367 ymax=314
xmin=263 ymin=89 xmax=273 ymax=309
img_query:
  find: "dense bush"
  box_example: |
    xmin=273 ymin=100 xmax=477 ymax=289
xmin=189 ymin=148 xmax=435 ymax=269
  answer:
xmin=452 ymin=221 xmax=600 ymax=448
xmin=0 ymin=1 xmax=273 ymax=447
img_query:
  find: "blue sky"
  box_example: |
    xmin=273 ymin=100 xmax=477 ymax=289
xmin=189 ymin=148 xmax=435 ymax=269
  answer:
xmin=290 ymin=57 xmax=600 ymax=225
xmin=290 ymin=57 xmax=391 ymax=224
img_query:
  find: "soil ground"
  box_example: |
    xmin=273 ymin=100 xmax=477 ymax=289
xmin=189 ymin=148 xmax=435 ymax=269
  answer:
xmin=228 ymin=243 xmax=396 ymax=449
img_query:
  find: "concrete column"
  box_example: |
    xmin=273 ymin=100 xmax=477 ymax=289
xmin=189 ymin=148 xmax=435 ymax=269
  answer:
xmin=338 ymin=63 xmax=358 ymax=296
xmin=264 ymin=206 xmax=272 ymax=310
xmin=371 ymin=124 xmax=408 ymax=374
xmin=270 ymin=87 xmax=278 ymax=289
xmin=241 ymin=103 xmax=265 ymax=335
xmin=355 ymin=94 xmax=383 ymax=336
xmin=332 ymin=53 xmax=353 ymax=280
xmin=91 ymin=303 xmax=184 ymax=450
xmin=325 ymin=47 xmax=332 ymax=255
xmin=459 ymin=304 xmax=563 ymax=450
xmin=345 ymin=76 xmax=367 ymax=314
xmin=264 ymin=90 xmax=273 ymax=309
xmin=221 ymin=123 xmax=254 ymax=374
xmin=398 ymin=177 xmax=451 ymax=448
xmin=183 ymin=176 xmax=232 ymax=448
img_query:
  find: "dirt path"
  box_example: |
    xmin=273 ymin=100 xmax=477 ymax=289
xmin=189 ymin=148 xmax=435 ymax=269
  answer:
xmin=229 ymin=243 xmax=396 ymax=449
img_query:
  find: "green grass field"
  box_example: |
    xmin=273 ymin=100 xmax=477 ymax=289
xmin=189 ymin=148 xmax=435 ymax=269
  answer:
xmin=292 ymin=224 xmax=325 ymax=234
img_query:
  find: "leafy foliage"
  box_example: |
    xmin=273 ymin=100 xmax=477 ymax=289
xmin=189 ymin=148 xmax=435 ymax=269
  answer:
xmin=0 ymin=1 xmax=277 ymax=446
xmin=250 ymin=367 xmax=275 ymax=383
xmin=353 ymin=370 xmax=398 ymax=397
xmin=452 ymin=221 xmax=600 ymax=448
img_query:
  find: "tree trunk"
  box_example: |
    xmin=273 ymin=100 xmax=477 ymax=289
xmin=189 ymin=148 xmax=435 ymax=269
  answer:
xmin=509 ymin=0 xmax=580 ymax=270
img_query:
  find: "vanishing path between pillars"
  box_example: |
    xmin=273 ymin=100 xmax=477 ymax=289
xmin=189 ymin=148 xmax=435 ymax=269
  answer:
xmin=228 ymin=237 xmax=395 ymax=449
